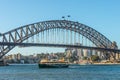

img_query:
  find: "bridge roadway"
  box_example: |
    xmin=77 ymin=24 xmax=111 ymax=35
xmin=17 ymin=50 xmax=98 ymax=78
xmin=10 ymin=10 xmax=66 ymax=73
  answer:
xmin=0 ymin=42 xmax=120 ymax=53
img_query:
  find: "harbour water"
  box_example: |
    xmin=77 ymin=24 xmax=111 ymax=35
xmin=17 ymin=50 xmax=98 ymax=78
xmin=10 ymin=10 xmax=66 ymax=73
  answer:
xmin=0 ymin=64 xmax=120 ymax=80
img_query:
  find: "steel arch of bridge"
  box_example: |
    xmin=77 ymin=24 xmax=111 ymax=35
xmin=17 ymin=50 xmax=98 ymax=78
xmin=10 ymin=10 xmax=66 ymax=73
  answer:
xmin=0 ymin=20 xmax=115 ymax=58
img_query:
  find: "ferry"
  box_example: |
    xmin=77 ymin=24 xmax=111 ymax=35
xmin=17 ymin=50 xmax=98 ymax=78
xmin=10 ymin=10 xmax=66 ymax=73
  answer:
xmin=38 ymin=59 xmax=69 ymax=68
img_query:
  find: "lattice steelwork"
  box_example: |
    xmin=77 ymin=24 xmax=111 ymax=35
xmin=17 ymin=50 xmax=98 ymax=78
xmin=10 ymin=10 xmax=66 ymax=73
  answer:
xmin=0 ymin=20 xmax=117 ymax=58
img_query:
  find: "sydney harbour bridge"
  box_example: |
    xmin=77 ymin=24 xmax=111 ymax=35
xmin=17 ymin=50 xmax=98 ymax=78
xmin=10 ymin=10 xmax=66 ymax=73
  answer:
xmin=0 ymin=20 xmax=120 ymax=60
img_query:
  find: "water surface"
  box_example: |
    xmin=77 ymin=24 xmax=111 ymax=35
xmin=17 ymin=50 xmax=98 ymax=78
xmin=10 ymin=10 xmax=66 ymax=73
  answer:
xmin=0 ymin=64 xmax=120 ymax=80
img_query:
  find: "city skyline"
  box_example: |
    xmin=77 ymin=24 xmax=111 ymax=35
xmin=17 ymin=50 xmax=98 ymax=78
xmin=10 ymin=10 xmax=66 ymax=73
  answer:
xmin=0 ymin=0 xmax=120 ymax=55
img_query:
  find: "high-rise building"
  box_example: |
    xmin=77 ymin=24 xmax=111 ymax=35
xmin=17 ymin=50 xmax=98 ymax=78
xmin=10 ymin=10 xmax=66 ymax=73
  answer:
xmin=76 ymin=48 xmax=83 ymax=59
xmin=65 ymin=48 xmax=72 ymax=58
xmin=17 ymin=53 xmax=22 ymax=60
xmin=12 ymin=54 xmax=17 ymax=60
xmin=97 ymin=51 xmax=102 ymax=58
xmin=74 ymin=43 xmax=84 ymax=59
xmin=87 ymin=50 xmax=92 ymax=57
xmin=83 ymin=49 xmax=88 ymax=57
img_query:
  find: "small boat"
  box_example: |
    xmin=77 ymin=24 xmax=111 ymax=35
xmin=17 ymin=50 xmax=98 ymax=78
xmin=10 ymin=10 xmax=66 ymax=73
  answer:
xmin=38 ymin=59 xmax=69 ymax=68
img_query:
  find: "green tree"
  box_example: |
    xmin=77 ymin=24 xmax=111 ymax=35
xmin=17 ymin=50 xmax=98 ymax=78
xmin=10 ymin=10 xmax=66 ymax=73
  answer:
xmin=83 ymin=57 xmax=88 ymax=60
xmin=91 ymin=55 xmax=100 ymax=62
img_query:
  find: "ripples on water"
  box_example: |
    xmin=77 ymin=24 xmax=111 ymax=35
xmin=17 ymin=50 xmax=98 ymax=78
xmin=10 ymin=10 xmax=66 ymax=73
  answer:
xmin=0 ymin=64 xmax=120 ymax=80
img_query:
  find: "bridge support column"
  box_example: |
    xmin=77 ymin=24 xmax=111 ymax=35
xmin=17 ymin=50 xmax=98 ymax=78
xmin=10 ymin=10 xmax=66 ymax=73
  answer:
xmin=118 ymin=53 xmax=120 ymax=60
xmin=114 ymin=52 xmax=116 ymax=61
xmin=107 ymin=51 xmax=111 ymax=61
xmin=116 ymin=53 xmax=119 ymax=60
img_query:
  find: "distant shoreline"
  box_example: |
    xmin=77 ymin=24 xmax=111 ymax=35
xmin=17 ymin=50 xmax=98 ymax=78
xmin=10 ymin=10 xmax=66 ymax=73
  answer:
xmin=93 ymin=63 xmax=120 ymax=65
xmin=69 ymin=63 xmax=120 ymax=66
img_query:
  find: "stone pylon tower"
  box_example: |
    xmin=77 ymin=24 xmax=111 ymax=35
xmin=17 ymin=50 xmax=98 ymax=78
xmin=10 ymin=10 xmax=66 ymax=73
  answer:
xmin=110 ymin=41 xmax=118 ymax=61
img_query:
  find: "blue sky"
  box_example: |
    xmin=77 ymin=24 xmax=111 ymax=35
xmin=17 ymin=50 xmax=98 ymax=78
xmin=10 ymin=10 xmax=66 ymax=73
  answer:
xmin=0 ymin=0 xmax=120 ymax=55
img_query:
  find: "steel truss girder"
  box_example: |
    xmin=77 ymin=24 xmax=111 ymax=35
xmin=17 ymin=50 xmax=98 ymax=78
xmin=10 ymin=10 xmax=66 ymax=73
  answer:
xmin=0 ymin=20 xmax=113 ymax=58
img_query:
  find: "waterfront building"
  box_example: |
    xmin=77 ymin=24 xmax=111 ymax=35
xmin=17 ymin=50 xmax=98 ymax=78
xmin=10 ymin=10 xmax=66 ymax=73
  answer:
xmin=65 ymin=48 xmax=72 ymax=58
xmin=20 ymin=60 xmax=25 ymax=64
xmin=88 ymin=50 xmax=92 ymax=57
xmin=97 ymin=51 xmax=101 ymax=57
xmin=115 ymin=53 xmax=120 ymax=60
xmin=16 ymin=53 xmax=22 ymax=60
xmin=76 ymin=48 xmax=83 ymax=59
xmin=75 ymin=43 xmax=84 ymax=58
xmin=83 ymin=49 xmax=88 ymax=57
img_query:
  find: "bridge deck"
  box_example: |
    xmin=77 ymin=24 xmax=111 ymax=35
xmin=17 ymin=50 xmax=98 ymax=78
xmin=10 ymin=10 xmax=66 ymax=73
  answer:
xmin=0 ymin=42 xmax=120 ymax=53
